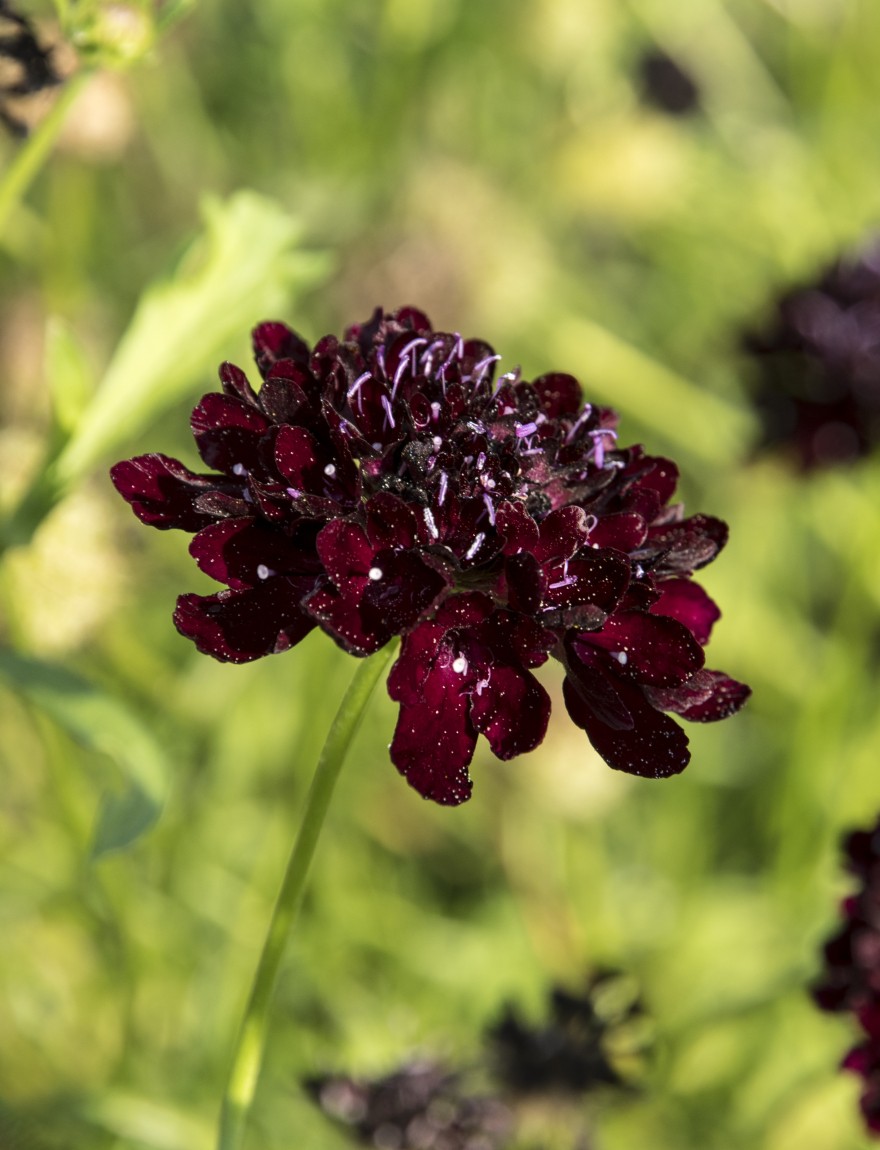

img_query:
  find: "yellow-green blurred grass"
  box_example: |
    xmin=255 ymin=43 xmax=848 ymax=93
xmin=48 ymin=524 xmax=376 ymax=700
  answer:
xmin=3 ymin=0 xmax=880 ymax=1147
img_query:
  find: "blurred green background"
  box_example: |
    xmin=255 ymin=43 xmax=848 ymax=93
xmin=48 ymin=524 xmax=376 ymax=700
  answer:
xmin=2 ymin=0 xmax=880 ymax=1146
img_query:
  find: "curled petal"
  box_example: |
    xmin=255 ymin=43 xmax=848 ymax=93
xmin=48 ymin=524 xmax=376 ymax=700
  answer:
xmin=174 ymin=578 xmax=316 ymax=663
xmin=647 ymin=670 xmax=751 ymax=722
xmin=110 ymin=453 xmax=220 ymax=531
xmin=563 ymin=670 xmax=690 ymax=778
xmin=646 ymin=514 xmax=729 ymax=575
xmin=252 ymin=321 xmax=312 ymax=376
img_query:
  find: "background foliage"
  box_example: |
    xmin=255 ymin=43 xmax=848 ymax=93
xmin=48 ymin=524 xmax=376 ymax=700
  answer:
xmin=2 ymin=0 xmax=880 ymax=1146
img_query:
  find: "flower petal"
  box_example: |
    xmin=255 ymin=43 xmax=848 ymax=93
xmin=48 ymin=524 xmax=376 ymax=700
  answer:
xmin=647 ymin=670 xmax=751 ymax=722
xmin=190 ymin=516 xmax=321 ymax=588
xmin=174 ymin=578 xmax=316 ymax=663
xmin=191 ymin=393 xmax=271 ymax=474
xmin=470 ymin=664 xmax=551 ymax=760
xmin=252 ymin=321 xmax=312 ymax=376
xmin=110 ymin=453 xmax=220 ymax=531
xmin=651 ymin=579 xmax=721 ymax=645
xmin=389 ymin=644 xmax=476 ymax=805
xmin=563 ymin=670 xmax=691 ymax=778
xmin=532 ymin=372 xmax=582 ymax=418
xmin=581 ymin=611 xmax=704 ymax=687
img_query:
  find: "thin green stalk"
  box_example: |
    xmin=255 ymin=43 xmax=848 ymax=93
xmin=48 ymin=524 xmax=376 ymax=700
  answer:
xmin=0 ymin=70 xmax=91 ymax=239
xmin=217 ymin=641 xmax=398 ymax=1150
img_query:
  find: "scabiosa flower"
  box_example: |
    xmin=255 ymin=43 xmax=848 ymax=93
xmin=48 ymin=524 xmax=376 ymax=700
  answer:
xmin=305 ymin=1060 xmax=512 ymax=1150
xmin=743 ymin=240 xmax=880 ymax=469
xmin=814 ymin=818 xmax=880 ymax=1136
xmin=111 ymin=307 xmax=749 ymax=804
xmin=0 ymin=0 xmax=60 ymax=137
xmin=486 ymin=972 xmax=642 ymax=1099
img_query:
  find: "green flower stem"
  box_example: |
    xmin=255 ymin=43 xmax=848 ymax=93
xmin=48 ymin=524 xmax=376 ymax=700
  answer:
xmin=217 ymin=640 xmax=398 ymax=1150
xmin=0 ymin=70 xmax=92 ymax=239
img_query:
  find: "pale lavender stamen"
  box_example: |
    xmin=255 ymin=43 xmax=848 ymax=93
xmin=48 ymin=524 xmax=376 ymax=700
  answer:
xmin=565 ymin=404 xmax=593 ymax=444
xmin=516 ymin=421 xmax=539 ymax=438
xmin=476 ymin=452 xmax=486 ymax=471
xmin=549 ymin=575 xmax=577 ymax=590
xmin=381 ymin=395 xmax=396 ymax=429
xmin=424 ymin=506 xmax=439 ymax=539
xmin=438 ymin=472 xmax=449 ymax=505
xmin=286 ymin=486 xmax=302 ymax=499
xmin=473 ymin=353 xmax=501 ymax=381
xmin=482 ymin=493 xmax=496 ymax=525
xmin=465 ymin=532 xmax=485 ymax=560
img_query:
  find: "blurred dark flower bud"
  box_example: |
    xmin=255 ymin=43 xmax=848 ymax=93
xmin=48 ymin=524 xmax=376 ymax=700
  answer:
xmin=636 ymin=48 xmax=701 ymax=117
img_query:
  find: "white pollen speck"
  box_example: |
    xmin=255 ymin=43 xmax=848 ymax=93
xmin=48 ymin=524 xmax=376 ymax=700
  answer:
xmin=452 ymin=656 xmax=468 ymax=675
xmin=257 ymin=564 xmax=271 ymax=580
xmin=323 ymin=463 xmax=336 ymax=477
xmin=368 ymin=567 xmax=383 ymax=581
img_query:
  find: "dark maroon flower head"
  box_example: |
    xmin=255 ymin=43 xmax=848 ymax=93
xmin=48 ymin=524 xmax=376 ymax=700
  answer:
xmin=744 ymin=240 xmax=880 ymax=470
xmin=112 ymin=306 xmax=749 ymax=804
xmin=304 ymin=1060 xmax=512 ymax=1150
xmin=486 ymin=973 xmax=640 ymax=1098
xmin=814 ymin=817 xmax=880 ymax=1137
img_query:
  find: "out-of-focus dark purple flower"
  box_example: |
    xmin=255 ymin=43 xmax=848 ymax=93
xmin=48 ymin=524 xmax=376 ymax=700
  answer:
xmin=305 ymin=1060 xmax=512 ymax=1150
xmin=636 ymin=48 xmax=701 ymax=117
xmin=0 ymin=1 xmax=60 ymax=137
xmin=744 ymin=241 xmax=880 ymax=469
xmin=112 ymin=307 xmax=749 ymax=804
xmin=814 ymin=817 xmax=880 ymax=1136
xmin=487 ymin=973 xmax=641 ymax=1099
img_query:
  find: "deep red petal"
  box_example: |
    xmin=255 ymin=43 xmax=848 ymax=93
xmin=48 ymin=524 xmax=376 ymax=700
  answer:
xmin=174 ymin=579 xmax=316 ymax=663
xmin=581 ymin=611 xmax=704 ymax=687
xmin=110 ymin=453 xmax=219 ymax=532
xmin=470 ymin=664 xmax=551 ymax=760
xmin=191 ymin=393 xmax=271 ymax=474
xmin=189 ymin=516 xmax=319 ymax=588
xmin=651 ymin=578 xmax=720 ymax=645
xmin=532 ymin=372 xmax=582 ymax=418
xmin=563 ymin=671 xmax=691 ymax=778
xmin=389 ymin=646 xmax=476 ymax=805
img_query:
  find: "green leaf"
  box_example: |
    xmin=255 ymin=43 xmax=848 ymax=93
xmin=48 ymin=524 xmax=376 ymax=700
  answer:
xmin=0 ymin=651 xmax=169 ymax=857
xmin=53 ymin=190 xmax=330 ymax=487
xmin=45 ymin=315 xmax=97 ymax=439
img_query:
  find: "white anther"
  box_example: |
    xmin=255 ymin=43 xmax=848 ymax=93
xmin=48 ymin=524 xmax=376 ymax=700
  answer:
xmin=233 ymin=463 xmax=247 ymax=476
xmin=424 ymin=507 xmax=439 ymax=539
xmin=438 ymin=472 xmax=448 ymax=506
xmin=452 ymin=656 xmax=468 ymax=675
xmin=368 ymin=567 xmax=383 ymax=581
xmin=323 ymin=463 xmax=336 ymax=477
xmin=433 ymin=436 xmax=443 ymax=451
xmin=256 ymin=564 xmax=271 ymax=580
xmin=614 ymin=651 xmax=628 ymax=665
xmin=465 ymin=533 xmax=485 ymax=560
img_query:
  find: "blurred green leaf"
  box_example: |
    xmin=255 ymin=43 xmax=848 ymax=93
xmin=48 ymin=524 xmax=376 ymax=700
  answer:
xmin=0 ymin=651 xmax=168 ymax=857
xmin=53 ymin=190 xmax=330 ymax=487
xmin=45 ymin=316 xmax=97 ymax=441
